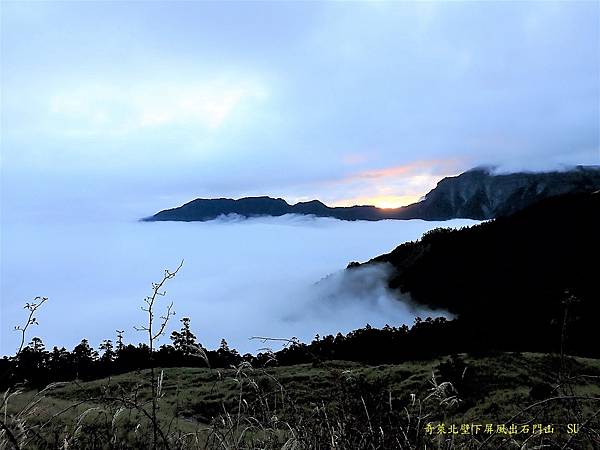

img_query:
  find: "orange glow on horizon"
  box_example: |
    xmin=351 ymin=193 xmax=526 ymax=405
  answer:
xmin=316 ymin=158 xmax=465 ymax=210
xmin=332 ymin=194 xmax=422 ymax=209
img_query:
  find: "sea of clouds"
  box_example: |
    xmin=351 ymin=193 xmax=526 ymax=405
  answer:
xmin=0 ymin=215 xmax=476 ymax=355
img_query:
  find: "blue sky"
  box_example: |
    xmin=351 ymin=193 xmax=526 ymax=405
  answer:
xmin=1 ymin=1 xmax=599 ymax=219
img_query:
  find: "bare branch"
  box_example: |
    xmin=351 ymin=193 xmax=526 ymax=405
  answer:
xmin=14 ymin=297 xmax=48 ymax=355
xmin=152 ymin=302 xmax=175 ymax=341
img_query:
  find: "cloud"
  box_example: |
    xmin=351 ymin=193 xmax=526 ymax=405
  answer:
xmin=1 ymin=215 xmax=474 ymax=355
xmin=282 ymin=262 xmax=450 ymax=331
xmin=323 ymin=159 xmax=463 ymax=208
xmin=47 ymin=78 xmax=268 ymax=135
xmin=345 ymin=159 xmax=460 ymax=180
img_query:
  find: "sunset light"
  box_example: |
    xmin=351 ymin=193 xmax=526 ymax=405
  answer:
xmin=333 ymin=194 xmax=422 ymax=209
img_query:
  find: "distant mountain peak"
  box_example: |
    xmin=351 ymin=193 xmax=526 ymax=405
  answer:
xmin=144 ymin=166 xmax=600 ymax=222
xmin=295 ymin=199 xmax=326 ymax=206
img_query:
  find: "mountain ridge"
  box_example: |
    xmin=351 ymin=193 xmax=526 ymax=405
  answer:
xmin=350 ymin=190 xmax=600 ymax=355
xmin=143 ymin=165 xmax=600 ymax=222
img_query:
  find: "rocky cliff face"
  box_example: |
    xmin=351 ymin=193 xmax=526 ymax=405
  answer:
xmin=398 ymin=166 xmax=600 ymax=220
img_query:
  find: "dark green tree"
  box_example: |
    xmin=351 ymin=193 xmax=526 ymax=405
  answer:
xmin=115 ymin=330 xmax=125 ymax=352
xmin=15 ymin=337 xmax=48 ymax=386
xmin=99 ymin=339 xmax=115 ymax=363
xmin=72 ymin=339 xmax=97 ymax=378
xmin=170 ymin=317 xmax=199 ymax=354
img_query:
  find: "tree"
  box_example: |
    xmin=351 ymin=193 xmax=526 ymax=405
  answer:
xmin=48 ymin=346 xmax=72 ymax=380
xmin=214 ymin=339 xmax=241 ymax=368
xmin=99 ymin=339 xmax=115 ymax=363
xmin=15 ymin=337 xmax=48 ymax=385
xmin=28 ymin=337 xmax=45 ymax=353
xmin=115 ymin=330 xmax=125 ymax=352
xmin=170 ymin=317 xmax=199 ymax=354
xmin=219 ymin=338 xmax=229 ymax=352
xmin=72 ymin=339 xmax=97 ymax=378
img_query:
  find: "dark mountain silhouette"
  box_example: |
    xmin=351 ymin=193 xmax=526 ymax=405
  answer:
xmin=144 ymin=196 xmax=394 ymax=222
xmin=143 ymin=166 xmax=600 ymax=222
xmin=399 ymin=165 xmax=600 ymax=220
xmin=350 ymin=191 xmax=600 ymax=355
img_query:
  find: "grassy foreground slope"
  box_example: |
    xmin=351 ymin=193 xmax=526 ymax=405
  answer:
xmin=6 ymin=352 xmax=600 ymax=449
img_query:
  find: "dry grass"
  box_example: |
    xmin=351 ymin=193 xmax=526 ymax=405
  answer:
xmin=2 ymin=353 xmax=600 ymax=449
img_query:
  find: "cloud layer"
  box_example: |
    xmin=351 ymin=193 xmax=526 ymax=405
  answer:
xmin=0 ymin=216 xmax=475 ymax=355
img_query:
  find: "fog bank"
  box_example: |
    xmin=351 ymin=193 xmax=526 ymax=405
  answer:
xmin=1 ymin=215 xmax=476 ymax=355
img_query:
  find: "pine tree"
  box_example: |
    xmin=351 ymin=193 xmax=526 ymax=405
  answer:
xmin=170 ymin=317 xmax=199 ymax=354
xmin=115 ymin=330 xmax=125 ymax=352
xmin=72 ymin=339 xmax=97 ymax=378
xmin=99 ymin=339 xmax=115 ymax=363
xmin=28 ymin=336 xmax=45 ymax=352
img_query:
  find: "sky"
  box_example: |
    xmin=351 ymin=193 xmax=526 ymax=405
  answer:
xmin=1 ymin=1 xmax=599 ymax=220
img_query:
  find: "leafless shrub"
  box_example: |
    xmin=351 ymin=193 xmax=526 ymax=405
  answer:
xmin=133 ymin=260 xmax=183 ymax=450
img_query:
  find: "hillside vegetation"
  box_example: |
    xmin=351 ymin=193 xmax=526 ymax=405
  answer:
xmin=354 ymin=192 xmax=600 ymax=358
xmin=5 ymin=353 xmax=600 ymax=449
